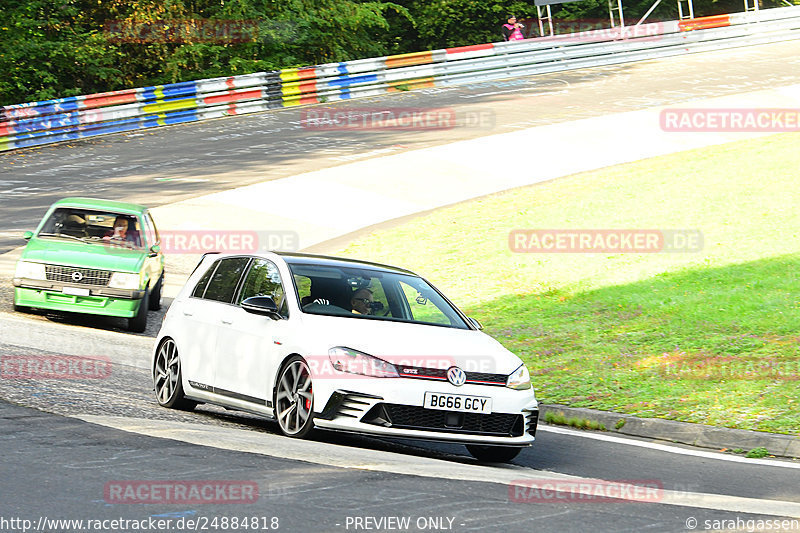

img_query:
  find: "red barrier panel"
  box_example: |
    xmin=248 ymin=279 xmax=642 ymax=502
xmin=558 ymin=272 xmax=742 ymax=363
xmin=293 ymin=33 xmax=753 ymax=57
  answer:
xmin=203 ymin=89 xmax=262 ymax=105
xmin=445 ymin=43 xmax=495 ymax=55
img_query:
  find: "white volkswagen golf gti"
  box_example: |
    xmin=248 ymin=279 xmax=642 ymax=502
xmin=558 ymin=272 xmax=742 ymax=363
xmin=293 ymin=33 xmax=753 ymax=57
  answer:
xmin=152 ymin=252 xmax=538 ymax=462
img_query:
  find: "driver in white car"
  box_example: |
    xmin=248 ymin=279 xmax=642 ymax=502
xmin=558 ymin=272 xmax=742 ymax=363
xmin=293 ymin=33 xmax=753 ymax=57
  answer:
xmin=350 ymin=288 xmax=374 ymax=315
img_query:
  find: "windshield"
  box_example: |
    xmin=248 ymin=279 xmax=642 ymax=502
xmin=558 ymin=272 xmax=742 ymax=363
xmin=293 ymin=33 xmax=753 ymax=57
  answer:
xmin=37 ymin=208 xmax=144 ymax=249
xmin=288 ymin=263 xmax=470 ymax=329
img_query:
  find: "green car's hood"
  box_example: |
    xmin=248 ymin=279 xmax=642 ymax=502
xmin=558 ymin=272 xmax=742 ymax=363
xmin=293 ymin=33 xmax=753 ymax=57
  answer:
xmin=21 ymin=237 xmax=145 ymax=273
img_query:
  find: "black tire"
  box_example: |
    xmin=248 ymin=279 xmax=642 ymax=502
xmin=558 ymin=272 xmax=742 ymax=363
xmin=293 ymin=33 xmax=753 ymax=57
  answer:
xmin=127 ymin=289 xmax=149 ymax=333
xmin=153 ymin=338 xmax=196 ymax=410
xmin=13 ymin=302 xmax=29 ymax=313
xmin=274 ymin=355 xmax=315 ymax=438
xmin=466 ymin=444 xmax=522 ymax=463
xmin=149 ymin=275 xmax=163 ymax=311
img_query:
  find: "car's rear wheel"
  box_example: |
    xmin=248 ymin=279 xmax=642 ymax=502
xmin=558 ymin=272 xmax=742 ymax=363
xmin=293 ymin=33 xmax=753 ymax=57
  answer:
xmin=149 ymin=275 xmax=163 ymax=311
xmin=153 ymin=338 xmax=196 ymax=410
xmin=274 ymin=356 xmax=314 ymax=438
xmin=466 ymin=444 xmax=522 ymax=463
xmin=128 ymin=289 xmax=149 ymax=332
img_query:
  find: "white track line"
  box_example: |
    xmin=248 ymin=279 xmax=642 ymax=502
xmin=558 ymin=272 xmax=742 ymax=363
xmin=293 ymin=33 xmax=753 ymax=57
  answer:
xmin=539 ymin=426 xmax=800 ymax=469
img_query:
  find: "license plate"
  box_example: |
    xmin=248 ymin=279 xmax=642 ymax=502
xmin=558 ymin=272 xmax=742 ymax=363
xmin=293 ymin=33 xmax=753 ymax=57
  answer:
xmin=63 ymin=286 xmax=90 ymax=296
xmin=423 ymin=392 xmax=492 ymax=414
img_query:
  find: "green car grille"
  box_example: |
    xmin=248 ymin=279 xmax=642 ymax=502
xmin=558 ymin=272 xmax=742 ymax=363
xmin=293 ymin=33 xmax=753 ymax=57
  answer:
xmin=45 ymin=265 xmax=111 ymax=286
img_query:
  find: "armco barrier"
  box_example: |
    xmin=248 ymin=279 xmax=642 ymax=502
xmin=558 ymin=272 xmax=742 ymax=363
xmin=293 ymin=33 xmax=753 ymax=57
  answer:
xmin=2 ymin=6 xmax=800 ymax=152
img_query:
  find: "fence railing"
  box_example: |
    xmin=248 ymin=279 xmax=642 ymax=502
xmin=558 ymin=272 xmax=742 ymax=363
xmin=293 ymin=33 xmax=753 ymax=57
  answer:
xmin=2 ymin=6 xmax=799 ymax=152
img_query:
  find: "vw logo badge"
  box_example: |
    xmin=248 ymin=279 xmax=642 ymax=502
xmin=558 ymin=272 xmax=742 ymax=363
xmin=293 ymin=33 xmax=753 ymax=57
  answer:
xmin=71 ymin=271 xmax=83 ymax=282
xmin=446 ymin=366 xmax=466 ymax=387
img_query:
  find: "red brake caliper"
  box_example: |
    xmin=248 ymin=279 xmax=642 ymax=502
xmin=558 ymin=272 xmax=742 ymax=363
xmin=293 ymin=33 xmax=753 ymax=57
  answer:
xmin=305 ymin=384 xmax=312 ymax=410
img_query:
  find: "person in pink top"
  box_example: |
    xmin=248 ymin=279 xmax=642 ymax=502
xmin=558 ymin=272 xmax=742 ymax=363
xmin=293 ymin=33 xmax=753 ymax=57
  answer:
xmin=502 ymin=15 xmax=526 ymax=41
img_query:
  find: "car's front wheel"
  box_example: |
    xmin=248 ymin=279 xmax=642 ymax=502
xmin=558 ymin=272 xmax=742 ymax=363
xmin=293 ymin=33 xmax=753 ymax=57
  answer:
xmin=128 ymin=289 xmax=149 ymax=332
xmin=153 ymin=338 xmax=196 ymax=410
xmin=466 ymin=444 xmax=522 ymax=463
xmin=274 ymin=356 xmax=314 ymax=438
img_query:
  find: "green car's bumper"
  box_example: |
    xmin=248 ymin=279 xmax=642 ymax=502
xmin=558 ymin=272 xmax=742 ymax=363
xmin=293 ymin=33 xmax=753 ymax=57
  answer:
xmin=14 ymin=279 xmax=145 ymax=318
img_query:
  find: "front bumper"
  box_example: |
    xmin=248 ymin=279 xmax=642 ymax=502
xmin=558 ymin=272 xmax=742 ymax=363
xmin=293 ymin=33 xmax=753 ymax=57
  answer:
xmin=14 ymin=280 xmax=144 ymax=318
xmin=311 ymin=375 xmax=538 ymax=446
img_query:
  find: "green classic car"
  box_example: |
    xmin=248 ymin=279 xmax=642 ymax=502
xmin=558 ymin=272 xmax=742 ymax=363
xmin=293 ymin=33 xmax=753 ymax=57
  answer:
xmin=13 ymin=198 xmax=165 ymax=332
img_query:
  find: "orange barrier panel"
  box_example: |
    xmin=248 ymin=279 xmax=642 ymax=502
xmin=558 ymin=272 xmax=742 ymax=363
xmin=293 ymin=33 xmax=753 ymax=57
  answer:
xmin=679 ymin=14 xmax=731 ymax=31
xmin=385 ymin=51 xmax=434 ymax=69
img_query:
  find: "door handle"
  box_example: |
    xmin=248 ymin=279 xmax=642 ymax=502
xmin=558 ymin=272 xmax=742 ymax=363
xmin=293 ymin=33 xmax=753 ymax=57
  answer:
xmin=221 ymin=319 xmax=233 ymax=325
xmin=182 ymin=311 xmax=193 ymax=316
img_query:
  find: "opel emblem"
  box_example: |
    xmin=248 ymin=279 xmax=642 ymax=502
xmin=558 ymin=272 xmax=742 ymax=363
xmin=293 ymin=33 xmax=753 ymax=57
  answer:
xmin=71 ymin=271 xmax=83 ymax=282
xmin=446 ymin=366 xmax=466 ymax=387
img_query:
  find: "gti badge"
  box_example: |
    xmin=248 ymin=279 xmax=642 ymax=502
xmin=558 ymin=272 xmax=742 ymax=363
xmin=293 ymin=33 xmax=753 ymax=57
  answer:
xmin=446 ymin=366 xmax=466 ymax=387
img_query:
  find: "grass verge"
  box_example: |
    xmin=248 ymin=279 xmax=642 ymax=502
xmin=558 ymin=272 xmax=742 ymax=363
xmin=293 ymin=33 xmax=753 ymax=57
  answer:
xmin=334 ymin=132 xmax=800 ymax=434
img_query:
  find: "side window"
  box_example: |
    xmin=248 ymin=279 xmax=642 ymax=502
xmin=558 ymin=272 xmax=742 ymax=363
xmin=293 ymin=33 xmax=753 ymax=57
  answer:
xmin=142 ymin=212 xmax=159 ymax=247
xmin=202 ymin=257 xmax=251 ymax=303
xmin=294 ymin=275 xmax=312 ymax=305
xmin=191 ymin=261 xmax=218 ymax=298
xmin=239 ymin=259 xmax=287 ymax=316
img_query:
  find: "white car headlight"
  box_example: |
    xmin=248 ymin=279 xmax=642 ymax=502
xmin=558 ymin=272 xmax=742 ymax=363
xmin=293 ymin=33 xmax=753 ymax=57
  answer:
xmin=328 ymin=347 xmax=399 ymax=378
xmin=15 ymin=261 xmax=46 ymax=280
xmin=108 ymin=272 xmax=141 ymax=290
xmin=507 ymin=363 xmax=532 ymax=390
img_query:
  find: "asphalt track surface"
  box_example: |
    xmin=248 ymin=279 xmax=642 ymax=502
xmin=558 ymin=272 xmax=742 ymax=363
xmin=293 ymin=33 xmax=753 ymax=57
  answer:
xmin=1 ymin=342 xmax=798 ymax=533
xmin=2 ymin=41 xmax=800 ymax=532
xmin=2 ymin=39 xmax=800 ymax=254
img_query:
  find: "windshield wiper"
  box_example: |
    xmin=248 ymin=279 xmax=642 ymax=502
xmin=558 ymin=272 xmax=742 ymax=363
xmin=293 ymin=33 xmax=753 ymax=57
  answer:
xmin=37 ymin=232 xmax=91 ymax=244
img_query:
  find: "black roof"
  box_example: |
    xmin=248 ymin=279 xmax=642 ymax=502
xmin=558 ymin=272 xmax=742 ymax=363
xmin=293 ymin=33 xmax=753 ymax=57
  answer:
xmin=274 ymin=252 xmax=417 ymax=276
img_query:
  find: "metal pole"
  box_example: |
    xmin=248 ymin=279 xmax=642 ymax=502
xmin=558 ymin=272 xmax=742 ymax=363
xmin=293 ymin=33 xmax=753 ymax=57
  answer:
xmin=609 ymin=0 xmax=625 ymax=28
xmin=637 ymin=0 xmax=663 ymax=25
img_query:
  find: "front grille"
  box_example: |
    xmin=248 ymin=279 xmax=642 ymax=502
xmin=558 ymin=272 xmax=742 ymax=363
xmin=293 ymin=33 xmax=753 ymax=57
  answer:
xmin=396 ymin=365 xmax=507 ymax=386
xmin=363 ymin=403 xmax=524 ymax=437
xmin=45 ymin=265 xmax=111 ymax=286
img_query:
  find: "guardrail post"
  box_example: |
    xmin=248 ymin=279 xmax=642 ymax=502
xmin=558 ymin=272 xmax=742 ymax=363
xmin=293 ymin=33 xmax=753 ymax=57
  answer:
xmin=609 ymin=0 xmax=626 ymax=28
xmin=678 ymin=0 xmax=695 ymax=20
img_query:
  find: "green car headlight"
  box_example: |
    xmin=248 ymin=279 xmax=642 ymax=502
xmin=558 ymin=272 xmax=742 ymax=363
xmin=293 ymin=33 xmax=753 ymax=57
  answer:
xmin=109 ymin=272 xmax=141 ymax=290
xmin=14 ymin=261 xmax=46 ymax=280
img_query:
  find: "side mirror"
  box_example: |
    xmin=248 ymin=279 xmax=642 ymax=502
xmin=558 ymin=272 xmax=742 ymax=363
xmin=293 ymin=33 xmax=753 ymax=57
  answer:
xmin=242 ymin=296 xmax=282 ymax=320
xmin=468 ymin=317 xmax=483 ymax=330
xmin=22 ymin=231 xmax=33 ymax=241
xmin=149 ymin=244 xmax=161 ymax=257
